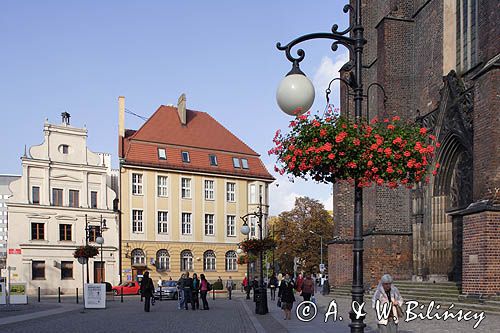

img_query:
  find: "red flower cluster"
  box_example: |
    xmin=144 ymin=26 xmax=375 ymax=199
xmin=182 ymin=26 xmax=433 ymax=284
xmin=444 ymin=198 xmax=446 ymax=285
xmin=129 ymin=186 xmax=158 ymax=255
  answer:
xmin=73 ymin=245 xmax=99 ymax=259
xmin=240 ymin=238 xmax=277 ymax=254
xmin=269 ymin=113 xmax=440 ymax=188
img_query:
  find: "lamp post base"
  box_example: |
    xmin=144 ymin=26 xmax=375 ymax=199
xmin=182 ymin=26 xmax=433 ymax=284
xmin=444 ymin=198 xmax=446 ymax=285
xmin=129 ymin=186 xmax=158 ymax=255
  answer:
xmin=255 ymin=287 xmax=268 ymax=315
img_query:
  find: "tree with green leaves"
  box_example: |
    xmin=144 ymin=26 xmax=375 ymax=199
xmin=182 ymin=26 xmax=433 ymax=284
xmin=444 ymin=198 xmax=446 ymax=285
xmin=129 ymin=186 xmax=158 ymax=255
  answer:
xmin=270 ymin=197 xmax=334 ymax=274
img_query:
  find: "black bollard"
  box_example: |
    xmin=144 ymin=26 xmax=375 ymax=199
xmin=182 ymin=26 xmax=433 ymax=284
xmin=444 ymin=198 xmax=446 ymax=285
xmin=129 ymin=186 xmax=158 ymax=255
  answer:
xmin=213 ymin=288 xmax=215 ymax=300
xmin=120 ymin=287 xmax=124 ymax=303
xmin=76 ymin=288 xmax=79 ymax=304
xmin=159 ymin=286 xmax=162 ymax=301
xmin=58 ymin=287 xmax=61 ymax=303
xmin=38 ymin=287 xmax=41 ymax=302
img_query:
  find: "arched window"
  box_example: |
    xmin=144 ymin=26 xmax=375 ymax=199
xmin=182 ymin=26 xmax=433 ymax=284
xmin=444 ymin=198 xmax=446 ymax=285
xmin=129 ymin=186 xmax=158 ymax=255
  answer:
xmin=204 ymin=250 xmax=216 ymax=271
xmin=156 ymin=249 xmax=170 ymax=271
xmin=180 ymin=250 xmax=193 ymax=271
xmin=131 ymin=249 xmax=145 ymax=266
xmin=225 ymin=251 xmax=237 ymax=272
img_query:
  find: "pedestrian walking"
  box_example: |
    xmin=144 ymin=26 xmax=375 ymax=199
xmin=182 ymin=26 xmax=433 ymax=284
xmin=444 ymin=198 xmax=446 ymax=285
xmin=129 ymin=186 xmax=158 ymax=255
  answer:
xmin=158 ymin=277 xmax=162 ymax=288
xmin=242 ymin=275 xmax=248 ymax=293
xmin=296 ymin=273 xmax=304 ymax=294
xmin=301 ymin=273 xmax=314 ymax=302
xmin=278 ymin=273 xmax=295 ymax=320
xmin=200 ymin=274 xmax=211 ymax=310
xmin=269 ymin=274 xmax=278 ymax=301
xmin=177 ymin=273 xmax=185 ymax=310
xmin=372 ymin=274 xmax=404 ymax=333
xmin=252 ymin=276 xmax=259 ymax=301
xmin=140 ymin=271 xmax=155 ymax=312
xmin=183 ymin=272 xmax=193 ymax=310
xmin=226 ymin=276 xmax=234 ymax=300
xmin=191 ymin=273 xmax=200 ymax=310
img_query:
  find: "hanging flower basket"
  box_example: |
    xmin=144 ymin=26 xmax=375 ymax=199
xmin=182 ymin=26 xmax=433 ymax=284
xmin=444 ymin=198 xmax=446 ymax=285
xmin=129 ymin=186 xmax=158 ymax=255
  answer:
xmin=237 ymin=253 xmax=258 ymax=265
xmin=73 ymin=245 xmax=99 ymax=259
xmin=269 ymin=113 xmax=440 ymax=188
xmin=240 ymin=237 xmax=277 ymax=255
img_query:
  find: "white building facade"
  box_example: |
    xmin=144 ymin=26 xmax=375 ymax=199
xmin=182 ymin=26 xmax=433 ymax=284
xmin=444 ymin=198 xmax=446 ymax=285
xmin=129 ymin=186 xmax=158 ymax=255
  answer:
xmin=7 ymin=115 xmax=119 ymax=294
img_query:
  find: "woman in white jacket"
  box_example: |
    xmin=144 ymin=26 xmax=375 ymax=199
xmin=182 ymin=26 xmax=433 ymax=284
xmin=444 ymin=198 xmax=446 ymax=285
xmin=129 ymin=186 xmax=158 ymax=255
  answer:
xmin=371 ymin=274 xmax=404 ymax=333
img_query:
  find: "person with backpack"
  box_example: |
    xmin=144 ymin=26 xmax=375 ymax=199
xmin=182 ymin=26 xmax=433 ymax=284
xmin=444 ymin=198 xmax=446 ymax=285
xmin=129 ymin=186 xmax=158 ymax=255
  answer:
xmin=199 ymin=274 xmax=211 ymax=310
xmin=139 ymin=271 xmax=155 ymax=312
xmin=301 ymin=273 xmax=315 ymax=302
xmin=183 ymin=272 xmax=193 ymax=310
xmin=191 ymin=273 xmax=200 ymax=310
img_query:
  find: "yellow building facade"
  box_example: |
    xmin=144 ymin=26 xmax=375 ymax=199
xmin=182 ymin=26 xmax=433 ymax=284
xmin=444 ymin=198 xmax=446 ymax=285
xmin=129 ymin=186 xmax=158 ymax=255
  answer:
xmin=118 ymin=95 xmax=273 ymax=284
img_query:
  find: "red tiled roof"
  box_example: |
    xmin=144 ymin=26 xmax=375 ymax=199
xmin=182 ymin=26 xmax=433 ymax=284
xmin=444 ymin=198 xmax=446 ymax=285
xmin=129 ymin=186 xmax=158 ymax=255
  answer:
xmin=121 ymin=106 xmax=274 ymax=181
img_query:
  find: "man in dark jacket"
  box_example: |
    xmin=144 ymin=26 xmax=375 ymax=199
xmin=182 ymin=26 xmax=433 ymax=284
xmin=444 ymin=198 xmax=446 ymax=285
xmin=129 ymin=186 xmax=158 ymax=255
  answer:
xmin=183 ymin=272 xmax=193 ymax=310
xmin=140 ymin=271 xmax=155 ymax=312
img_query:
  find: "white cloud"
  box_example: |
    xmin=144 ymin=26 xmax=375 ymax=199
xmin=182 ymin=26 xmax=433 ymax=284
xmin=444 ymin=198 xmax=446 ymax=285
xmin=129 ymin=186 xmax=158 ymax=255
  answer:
xmin=312 ymin=52 xmax=350 ymax=111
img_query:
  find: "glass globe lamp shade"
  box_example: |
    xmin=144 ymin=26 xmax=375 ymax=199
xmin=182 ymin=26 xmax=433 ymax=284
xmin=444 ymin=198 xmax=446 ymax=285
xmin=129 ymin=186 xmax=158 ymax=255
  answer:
xmin=276 ymin=74 xmax=315 ymax=116
xmin=240 ymin=224 xmax=250 ymax=235
xmin=95 ymin=236 xmax=104 ymax=245
xmin=236 ymin=248 xmax=243 ymax=254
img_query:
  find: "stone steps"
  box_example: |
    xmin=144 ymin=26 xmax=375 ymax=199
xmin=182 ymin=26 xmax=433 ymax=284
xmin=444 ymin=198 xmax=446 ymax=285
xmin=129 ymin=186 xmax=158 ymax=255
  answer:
xmin=329 ymin=281 xmax=500 ymax=316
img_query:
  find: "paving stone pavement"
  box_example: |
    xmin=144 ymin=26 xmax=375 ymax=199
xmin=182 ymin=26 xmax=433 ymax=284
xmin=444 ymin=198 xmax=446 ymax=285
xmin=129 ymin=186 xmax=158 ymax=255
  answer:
xmin=1 ymin=291 xmax=500 ymax=332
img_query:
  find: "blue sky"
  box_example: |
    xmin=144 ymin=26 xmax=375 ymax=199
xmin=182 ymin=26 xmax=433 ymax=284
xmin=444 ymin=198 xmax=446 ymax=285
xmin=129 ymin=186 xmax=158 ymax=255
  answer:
xmin=0 ymin=0 xmax=349 ymax=215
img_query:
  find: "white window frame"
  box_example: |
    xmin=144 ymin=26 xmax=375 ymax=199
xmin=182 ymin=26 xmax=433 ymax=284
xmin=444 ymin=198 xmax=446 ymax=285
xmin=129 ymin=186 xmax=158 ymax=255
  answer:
xmin=132 ymin=173 xmax=143 ymax=195
xmin=250 ymin=216 xmax=256 ymax=238
xmin=181 ymin=178 xmax=191 ymax=199
xmin=158 ymin=148 xmax=167 ymax=160
xmin=132 ymin=209 xmax=143 ymax=233
xmin=226 ymin=215 xmax=236 ymax=237
xmin=250 ymin=184 xmax=256 ymax=204
xmin=226 ymin=182 xmax=236 ymax=202
xmin=203 ymin=251 xmax=216 ymax=271
xmin=204 ymin=214 xmax=215 ymax=236
xmin=241 ymin=158 xmax=249 ymax=169
xmin=157 ymin=250 xmax=170 ymax=271
xmin=157 ymin=175 xmax=168 ymax=197
xmin=181 ymin=212 xmax=192 ymax=235
xmin=204 ymin=179 xmax=215 ymax=200
xmin=158 ymin=211 xmax=168 ymax=234
xmin=209 ymin=154 xmax=218 ymax=166
xmin=232 ymin=157 xmax=240 ymax=168
xmin=225 ymin=251 xmax=238 ymax=271
xmin=181 ymin=250 xmax=193 ymax=271
xmin=181 ymin=151 xmax=190 ymax=163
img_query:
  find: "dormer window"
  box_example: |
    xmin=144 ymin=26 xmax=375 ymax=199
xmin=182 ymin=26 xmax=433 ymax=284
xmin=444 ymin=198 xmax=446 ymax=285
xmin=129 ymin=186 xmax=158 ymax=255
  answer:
xmin=209 ymin=155 xmax=218 ymax=166
xmin=241 ymin=158 xmax=249 ymax=169
xmin=182 ymin=151 xmax=190 ymax=163
xmin=158 ymin=148 xmax=167 ymax=160
xmin=232 ymin=157 xmax=240 ymax=168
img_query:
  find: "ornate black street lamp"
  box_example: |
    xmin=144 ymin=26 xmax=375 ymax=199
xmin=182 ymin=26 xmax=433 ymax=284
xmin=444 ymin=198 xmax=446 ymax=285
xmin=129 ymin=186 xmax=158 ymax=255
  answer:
xmin=240 ymin=195 xmax=268 ymax=315
xmin=276 ymin=2 xmax=367 ymax=332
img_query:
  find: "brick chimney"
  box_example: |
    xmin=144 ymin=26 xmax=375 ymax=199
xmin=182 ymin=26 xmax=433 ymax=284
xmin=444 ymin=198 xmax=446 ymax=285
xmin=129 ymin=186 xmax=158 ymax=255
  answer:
xmin=177 ymin=93 xmax=187 ymax=125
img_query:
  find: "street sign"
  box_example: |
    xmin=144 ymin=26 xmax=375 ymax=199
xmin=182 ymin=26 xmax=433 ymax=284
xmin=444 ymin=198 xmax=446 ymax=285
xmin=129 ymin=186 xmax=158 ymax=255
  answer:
xmin=319 ymin=264 xmax=325 ymax=272
xmin=8 ymin=249 xmax=21 ymax=255
xmin=8 ymin=266 xmax=16 ymax=271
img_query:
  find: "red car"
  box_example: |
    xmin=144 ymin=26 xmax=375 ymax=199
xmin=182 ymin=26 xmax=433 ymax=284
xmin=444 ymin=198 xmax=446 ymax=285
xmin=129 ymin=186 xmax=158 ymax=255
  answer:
xmin=112 ymin=281 xmax=141 ymax=295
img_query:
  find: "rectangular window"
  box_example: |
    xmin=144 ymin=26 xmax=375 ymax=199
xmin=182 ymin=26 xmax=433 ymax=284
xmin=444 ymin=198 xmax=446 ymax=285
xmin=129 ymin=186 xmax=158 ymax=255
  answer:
xmin=61 ymin=261 xmax=73 ymax=280
xmin=226 ymin=215 xmax=235 ymax=237
xmin=158 ymin=211 xmax=168 ymax=234
xmin=31 ymin=223 xmax=44 ymax=240
xmin=226 ymin=182 xmax=236 ymax=202
xmin=259 ymin=185 xmax=263 ymax=202
xmin=32 ymin=186 xmax=40 ymax=204
xmin=232 ymin=157 xmax=240 ymax=168
xmin=32 ymin=261 xmax=45 ymax=280
xmin=132 ymin=173 xmax=143 ymax=195
xmin=182 ymin=213 xmax=192 ymax=235
xmin=250 ymin=216 xmax=256 ymax=238
xmin=132 ymin=210 xmax=143 ymax=233
xmin=250 ymin=184 xmax=256 ymax=204
xmin=158 ymin=148 xmax=167 ymax=160
xmin=241 ymin=158 xmax=249 ymax=169
xmin=59 ymin=224 xmax=72 ymax=241
xmin=88 ymin=225 xmax=101 ymax=242
xmin=205 ymin=214 xmax=215 ymax=236
xmin=52 ymin=188 xmax=63 ymax=206
xmin=157 ymin=176 xmax=168 ymax=197
xmin=62 ymin=145 xmax=69 ymax=154
xmin=182 ymin=151 xmax=190 ymax=163
xmin=204 ymin=180 xmax=214 ymax=200
xmin=90 ymin=191 xmax=98 ymax=209
xmin=209 ymin=154 xmax=218 ymax=166
xmin=69 ymin=190 xmax=79 ymax=208
xmin=181 ymin=178 xmax=191 ymax=199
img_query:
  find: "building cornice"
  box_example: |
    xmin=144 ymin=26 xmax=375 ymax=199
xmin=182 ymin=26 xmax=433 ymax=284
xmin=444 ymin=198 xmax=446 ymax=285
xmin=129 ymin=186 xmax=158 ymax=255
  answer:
xmin=7 ymin=202 xmax=117 ymax=215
